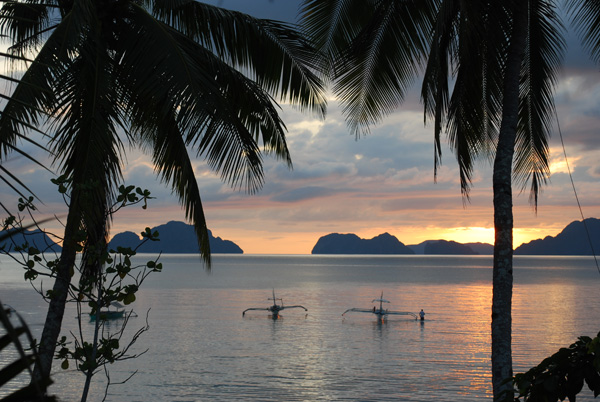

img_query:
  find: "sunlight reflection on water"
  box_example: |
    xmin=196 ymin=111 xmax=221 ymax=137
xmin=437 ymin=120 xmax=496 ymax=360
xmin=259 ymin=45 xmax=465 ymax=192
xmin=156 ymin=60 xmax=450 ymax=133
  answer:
xmin=1 ymin=254 xmax=599 ymax=401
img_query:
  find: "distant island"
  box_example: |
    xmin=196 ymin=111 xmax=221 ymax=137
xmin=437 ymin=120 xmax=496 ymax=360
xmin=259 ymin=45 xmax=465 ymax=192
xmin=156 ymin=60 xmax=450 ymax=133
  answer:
xmin=311 ymin=218 xmax=600 ymax=256
xmin=108 ymin=221 xmax=243 ymax=254
xmin=514 ymin=218 xmax=600 ymax=255
xmin=0 ymin=221 xmax=243 ymax=255
xmin=3 ymin=218 xmax=600 ymax=256
xmin=408 ymin=240 xmax=493 ymax=255
xmin=311 ymin=234 xmax=490 ymax=255
xmin=0 ymin=229 xmax=62 ymax=253
xmin=312 ymin=233 xmax=414 ymax=254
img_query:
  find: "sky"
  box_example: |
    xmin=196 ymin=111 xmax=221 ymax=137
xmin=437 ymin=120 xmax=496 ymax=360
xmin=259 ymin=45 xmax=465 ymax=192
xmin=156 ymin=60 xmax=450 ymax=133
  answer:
xmin=2 ymin=0 xmax=600 ymax=255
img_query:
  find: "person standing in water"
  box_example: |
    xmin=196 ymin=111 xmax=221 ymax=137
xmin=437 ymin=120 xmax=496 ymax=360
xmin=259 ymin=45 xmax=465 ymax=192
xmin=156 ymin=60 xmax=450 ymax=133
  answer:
xmin=419 ymin=309 xmax=425 ymax=321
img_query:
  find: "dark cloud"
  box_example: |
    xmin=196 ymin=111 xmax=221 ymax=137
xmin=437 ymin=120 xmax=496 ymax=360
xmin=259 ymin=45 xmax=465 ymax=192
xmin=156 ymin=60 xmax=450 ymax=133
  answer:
xmin=589 ymin=165 xmax=600 ymax=178
xmin=271 ymin=186 xmax=337 ymax=202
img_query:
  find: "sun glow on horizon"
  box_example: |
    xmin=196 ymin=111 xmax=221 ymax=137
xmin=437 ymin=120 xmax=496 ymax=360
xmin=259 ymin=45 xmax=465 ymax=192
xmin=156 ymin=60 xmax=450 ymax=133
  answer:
xmin=440 ymin=227 xmax=495 ymax=245
xmin=423 ymin=226 xmax=548 ymax=249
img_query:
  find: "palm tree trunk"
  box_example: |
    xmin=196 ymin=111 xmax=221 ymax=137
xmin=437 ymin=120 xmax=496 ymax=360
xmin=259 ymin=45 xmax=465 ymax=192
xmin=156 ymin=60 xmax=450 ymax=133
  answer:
xmin=33 ymin=202 xmax=82 ymax=381
xmin=491 ymin=2 xmax=528 ymax=399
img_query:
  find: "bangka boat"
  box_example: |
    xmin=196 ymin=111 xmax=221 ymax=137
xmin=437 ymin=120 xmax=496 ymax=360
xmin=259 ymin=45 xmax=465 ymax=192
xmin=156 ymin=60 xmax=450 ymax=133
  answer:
xmin=89 ymin=301 xmax=132 ymax=321
xmin=243 ymin=290 xmax=307 ymax=318
xmin=342 ymin=292 xmax=418 ymax=321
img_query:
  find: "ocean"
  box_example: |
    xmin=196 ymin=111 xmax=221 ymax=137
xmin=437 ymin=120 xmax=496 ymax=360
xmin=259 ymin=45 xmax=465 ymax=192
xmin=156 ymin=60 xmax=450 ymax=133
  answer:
xmin=1 ymin=254 xmax=599 ymax=401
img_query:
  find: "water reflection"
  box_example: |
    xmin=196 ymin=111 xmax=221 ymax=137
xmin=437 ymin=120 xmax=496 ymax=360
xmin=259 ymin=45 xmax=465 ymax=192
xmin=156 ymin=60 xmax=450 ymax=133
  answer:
xmin=2 ymin=255 xmax=599 ymax=401
xmin=513 ymin=282 xmax=588 ymax=370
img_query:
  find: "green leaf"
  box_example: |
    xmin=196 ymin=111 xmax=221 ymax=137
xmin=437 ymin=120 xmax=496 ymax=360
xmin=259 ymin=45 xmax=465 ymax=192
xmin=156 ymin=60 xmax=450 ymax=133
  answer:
xmin=108 ymin=339 xmax=119 ymax=349
xmin=24 ymin=269 xmax=38 ymax=280
xmin=123 ymin=292 xmax=136 ymax=305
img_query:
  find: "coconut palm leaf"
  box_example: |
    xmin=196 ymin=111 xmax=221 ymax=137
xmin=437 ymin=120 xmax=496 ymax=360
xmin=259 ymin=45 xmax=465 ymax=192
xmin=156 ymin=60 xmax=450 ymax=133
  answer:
xmin=150 ymin=0 xmax=326 ymax=116
xmin=421 ymin=2 xmax=509 ymax=198
xmin=149 ymin=119 xmax=212 ymax=263
xmin=514 ymin=0 xmax=564 ymax=206
xmin=300 ymin=0 xmax=383 ymax=87
xmin=0 ymin=302 xmax=55 ymax=401
xmin=568 ymin=0 xmax=600 ymax=63
xmin=301 ymin=0 xmax=437 ymax=137
xmin=0 ymin=54 xmax=52 ymax=212
xmin=118 ymin=13 xmax=274 ymax=191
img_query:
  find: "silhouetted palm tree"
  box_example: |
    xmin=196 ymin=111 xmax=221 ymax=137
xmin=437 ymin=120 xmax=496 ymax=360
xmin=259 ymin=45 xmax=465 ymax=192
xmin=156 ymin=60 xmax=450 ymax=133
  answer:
xmin=0 ymin=0 xmax=325 ymax=381
xmin=421 ymin=2 xmax=562 ymax=397
xmin=300 ymin=0 xmax=600 ymax=398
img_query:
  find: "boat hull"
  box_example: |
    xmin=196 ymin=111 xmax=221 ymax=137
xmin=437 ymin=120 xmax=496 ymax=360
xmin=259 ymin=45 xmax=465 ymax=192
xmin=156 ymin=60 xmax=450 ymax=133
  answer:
xmin=89 ymin=310 xmax=125 ymax=321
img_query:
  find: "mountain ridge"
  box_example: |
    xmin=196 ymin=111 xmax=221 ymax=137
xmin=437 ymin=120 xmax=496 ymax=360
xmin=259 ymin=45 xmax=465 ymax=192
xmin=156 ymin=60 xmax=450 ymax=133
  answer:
xmin=0 ymin=229 xmax=62 ymax=253
xmin=311 ymin=232 xmax=414 ymax=255
xmin=108 ymin=221 xmax=243 ymax=254
xmin=312 ymin=218 xmax=599 ymax=255
xmin=514 ymin=218 xmax=600 ymax=255
xmin=3 ymin=218 xmax=597 ymax=256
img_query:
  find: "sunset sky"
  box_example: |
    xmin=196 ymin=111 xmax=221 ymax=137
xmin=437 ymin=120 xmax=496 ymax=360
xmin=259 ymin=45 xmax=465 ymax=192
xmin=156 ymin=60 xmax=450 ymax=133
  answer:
xmin=2 ymin=0 xmax=600 ymax=254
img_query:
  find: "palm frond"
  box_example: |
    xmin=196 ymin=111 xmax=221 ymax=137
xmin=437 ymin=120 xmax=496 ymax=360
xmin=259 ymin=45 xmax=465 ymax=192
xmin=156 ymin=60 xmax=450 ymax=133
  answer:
xmin=0 ymin=10 xmax=57 ymax=207
xmin=0 ymin=4 xmax=86 ymax=154
xmin=0 ymin=0 xmax=60 ymax=58
xmin=0 ymin=302 xmax=55 ymax=401
xmin=513 ymin=0 xmax=564 ymax=209
xmin=300 ymin=0 xmax=373 ymax=78
xmin=148 ymin=116 xmax=211 ymax=265
xmin=0 ymin=162 xmax=37 ymax=198
xmin=422 ymin=0 xmax=459 ymax=186
xmin=422 ymin=1 xmax=504 ymax=197
xmin=302 ymin=0 xmax=437 ymax=137
xmin=567 ymin=0 xmax=600 ymax=63
xmin=151 ymin=0 xmax=327 ymax=117
xmin=119 ymin=6 xmax=288 ymax=193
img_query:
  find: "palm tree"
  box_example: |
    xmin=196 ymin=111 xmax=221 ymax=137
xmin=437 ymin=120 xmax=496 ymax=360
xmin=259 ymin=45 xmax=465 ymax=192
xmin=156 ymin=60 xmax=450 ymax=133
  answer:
xmin=298 ymin=0 xmax=594 ymax=399
xmin=421 ymin=2 xmax=563 ymax=398
xmin=0 ymin=49 xmax=52 ymax=215
xmin=0 ymin=0 xmax=325 ymax=381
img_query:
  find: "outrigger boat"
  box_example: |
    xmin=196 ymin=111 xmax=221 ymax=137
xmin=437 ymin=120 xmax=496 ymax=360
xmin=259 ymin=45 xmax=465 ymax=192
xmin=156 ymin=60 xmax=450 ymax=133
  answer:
xmin=342 ymin=292 xmax=417 ymax=321
xmin=89 ymin=301 xmax=134 ymax=321
xmin=242 ymin=290 xmax=307 ymax=318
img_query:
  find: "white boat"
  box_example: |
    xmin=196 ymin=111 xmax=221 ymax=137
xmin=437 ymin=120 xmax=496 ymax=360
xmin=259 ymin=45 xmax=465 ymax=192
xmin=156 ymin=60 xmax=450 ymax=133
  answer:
xmin=243 ymin=290 xmax=307 ymax=319
xmin=342 ymin=292 xmax=418 ymax=321
xmin=89 ymin=301 xmax=135 ymax=321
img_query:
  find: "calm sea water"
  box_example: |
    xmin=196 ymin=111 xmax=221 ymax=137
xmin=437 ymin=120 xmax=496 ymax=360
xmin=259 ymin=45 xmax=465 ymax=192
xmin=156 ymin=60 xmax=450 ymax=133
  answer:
xmin=1 ymin=254 xmax=600 ymax=401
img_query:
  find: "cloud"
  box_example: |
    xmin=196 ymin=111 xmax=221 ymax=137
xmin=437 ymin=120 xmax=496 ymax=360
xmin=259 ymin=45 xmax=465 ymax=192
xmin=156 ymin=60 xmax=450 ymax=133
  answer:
xmin=271 ymin=186 xmax=339 ymax=202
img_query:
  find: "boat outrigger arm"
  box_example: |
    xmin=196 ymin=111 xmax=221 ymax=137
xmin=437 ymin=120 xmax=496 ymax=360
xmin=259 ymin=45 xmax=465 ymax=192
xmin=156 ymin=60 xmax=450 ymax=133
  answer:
xmin=342 ymin=292 xmax=417 ymax=320
xmin=242 ymin=289 xmax=307 ymax=317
